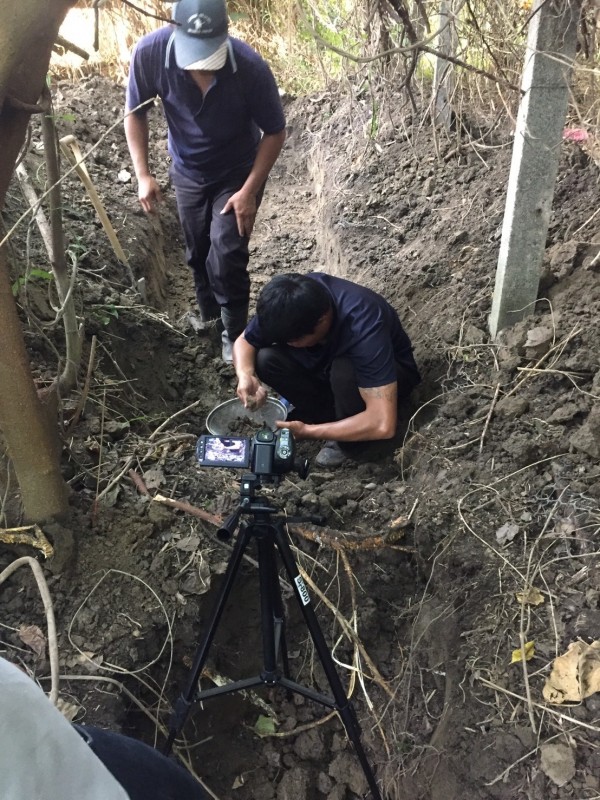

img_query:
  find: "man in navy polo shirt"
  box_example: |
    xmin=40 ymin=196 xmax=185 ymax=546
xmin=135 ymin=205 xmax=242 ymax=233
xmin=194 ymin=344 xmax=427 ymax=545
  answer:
xmin=233 ymin=273 xmax=421 ymax=467
xmin=125 ymin=0 xmax=286 ymax=362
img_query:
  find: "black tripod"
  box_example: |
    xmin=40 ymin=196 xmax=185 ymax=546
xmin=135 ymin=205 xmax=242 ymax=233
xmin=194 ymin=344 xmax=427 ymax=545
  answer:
xmin=164 ymin=473 xmax=382 ymax=800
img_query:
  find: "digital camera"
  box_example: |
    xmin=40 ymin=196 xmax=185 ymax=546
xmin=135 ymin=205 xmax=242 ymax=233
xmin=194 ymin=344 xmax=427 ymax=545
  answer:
xmin=197 ymin=427 xmax=308 ymax=480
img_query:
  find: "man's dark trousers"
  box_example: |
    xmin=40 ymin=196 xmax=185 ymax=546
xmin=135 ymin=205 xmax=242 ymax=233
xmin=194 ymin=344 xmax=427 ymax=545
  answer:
xmin=74 ymin=725 xmax=208 ymax=800
xmin=171 ymin=166 xmax=264 ymax=321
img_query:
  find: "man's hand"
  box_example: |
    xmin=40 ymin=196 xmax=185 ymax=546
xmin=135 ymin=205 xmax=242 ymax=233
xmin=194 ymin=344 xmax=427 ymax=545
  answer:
xmin=236 ymin=373 xmax=267 ymax=410
xmin=138 ymin=174 xmax=162 ymax=214
xmin=275 ymin=420 xmax=310 ymax=439
xmin=221 ymin=189 xmax=257 ymax=238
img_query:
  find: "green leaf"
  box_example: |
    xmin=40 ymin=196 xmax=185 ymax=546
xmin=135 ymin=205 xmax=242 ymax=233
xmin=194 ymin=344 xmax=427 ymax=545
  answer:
xmin=11 ymin=269 xmax=53 ymax=295
xmin=254 ymin=714 xmax=277 ymax=737
xmin=91 ymin=304 xmax=119 ymax=324
xmin=29 ymin=268 xmax=53 ymax=281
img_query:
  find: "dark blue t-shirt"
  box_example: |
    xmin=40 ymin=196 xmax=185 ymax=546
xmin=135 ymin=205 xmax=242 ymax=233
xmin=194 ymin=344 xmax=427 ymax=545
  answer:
xmin=244 ymin=273 xmax=420 ymax=388
xmin=126 ymin=28 xmax=285 ymax=182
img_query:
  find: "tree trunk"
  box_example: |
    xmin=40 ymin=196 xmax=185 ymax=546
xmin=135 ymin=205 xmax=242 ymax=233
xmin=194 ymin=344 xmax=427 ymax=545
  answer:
xmin=0 ymin=0 xmax=77 ymax=522
xmin=0 ymin=248 xmax=69 ymax=520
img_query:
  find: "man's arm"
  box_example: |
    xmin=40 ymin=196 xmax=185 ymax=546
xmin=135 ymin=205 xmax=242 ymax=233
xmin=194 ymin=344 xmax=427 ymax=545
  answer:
xmin=221 ymin=129 xmax=286 ymax=237
xmin=277 ymin=382 xmax=398 ymax=442
xmin=233 ymin=334 xmax=268 ymax=409
xmin=124 ymin=111 xmax=163 ymax=214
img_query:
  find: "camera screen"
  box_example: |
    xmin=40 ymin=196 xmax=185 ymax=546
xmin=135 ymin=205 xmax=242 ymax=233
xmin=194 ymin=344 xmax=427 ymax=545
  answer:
xmin=197 ymin=435 xmax=251 ymax=469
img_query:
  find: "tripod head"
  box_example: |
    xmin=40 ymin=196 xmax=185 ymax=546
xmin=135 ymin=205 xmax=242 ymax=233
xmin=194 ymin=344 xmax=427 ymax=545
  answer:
xmin=216 ymin=471 xmax=325 ymax=542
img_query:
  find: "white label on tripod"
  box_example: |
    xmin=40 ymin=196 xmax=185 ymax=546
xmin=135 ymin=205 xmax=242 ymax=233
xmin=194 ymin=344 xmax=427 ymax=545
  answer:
xmin=294 ymin=575 xmax=311 ymax=606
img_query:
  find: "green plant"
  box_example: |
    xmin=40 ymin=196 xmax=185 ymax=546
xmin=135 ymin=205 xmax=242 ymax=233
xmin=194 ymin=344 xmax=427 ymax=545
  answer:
xmin=11 ymin=268 xmax=53 ymax=296
xmin=90 ymin=304 xmax=119 ymax=326
xmin=66 ymin=236 xmax=90 ymax=263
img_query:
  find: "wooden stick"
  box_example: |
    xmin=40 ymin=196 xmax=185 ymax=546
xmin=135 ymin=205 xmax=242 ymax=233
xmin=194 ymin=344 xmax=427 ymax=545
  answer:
xmin=128 ymin=469 xmax=150 ymax=496
xmin=58 ymin=135 xmax=143 ymax=298
xmin=292 ymin=524 xmax=416 ymax=553
xmin=59 ymin=135 xmax=130 ymax=265
xmin=55 ymin=35 xmax=90 ymax=60
xmin=152 ymin=494 xmax=222 ymax=527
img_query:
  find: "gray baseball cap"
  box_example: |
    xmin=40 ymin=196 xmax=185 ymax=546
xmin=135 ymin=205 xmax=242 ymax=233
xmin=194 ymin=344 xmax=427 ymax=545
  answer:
xmin=173 ymin=0 xmax=229 ymax=69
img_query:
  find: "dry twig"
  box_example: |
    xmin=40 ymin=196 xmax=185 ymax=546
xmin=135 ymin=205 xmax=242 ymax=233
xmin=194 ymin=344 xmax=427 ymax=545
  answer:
xmin=479 ymin=381 xmax=500 ymax=454
xmin=0 ymin=557 xmax=59 ymax=705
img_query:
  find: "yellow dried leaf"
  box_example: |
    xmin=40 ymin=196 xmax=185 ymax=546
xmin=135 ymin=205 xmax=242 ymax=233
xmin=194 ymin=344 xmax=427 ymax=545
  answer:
xmin=543 ymin=640 xmax=600 ymax=704
xmin=515 ymin=587 xmax=544 ymax=606
xmin=511 ymin=641 xmax=535 ymax=663
xmin=18 ymin=624 xmax=46 ymax=658
xmin=390 ymin=515 xmax=409 ymax=531
xmin=55 ymin=697 xmax=82 ymax=722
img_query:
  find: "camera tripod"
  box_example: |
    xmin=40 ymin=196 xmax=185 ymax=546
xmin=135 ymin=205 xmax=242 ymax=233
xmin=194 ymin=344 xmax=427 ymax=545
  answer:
xmin=164 ymin=473 xmax=382 ymax=800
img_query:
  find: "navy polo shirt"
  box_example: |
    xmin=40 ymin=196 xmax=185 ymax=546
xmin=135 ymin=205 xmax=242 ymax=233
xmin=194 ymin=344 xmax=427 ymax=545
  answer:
xmin=126 ymin=28 xmax=285 ymax=183
xmin=244 ymin=273 xmax=420 ymax=388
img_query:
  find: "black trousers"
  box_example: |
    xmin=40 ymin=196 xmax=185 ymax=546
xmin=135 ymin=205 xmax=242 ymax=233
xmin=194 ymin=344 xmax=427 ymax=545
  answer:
xmin=170 ymin=165 xmax=265 ymax=319
xmin=256 ymin=347 xmax=421 ymax=449
xmin=74 ymin=725 xmax=208 ymax=800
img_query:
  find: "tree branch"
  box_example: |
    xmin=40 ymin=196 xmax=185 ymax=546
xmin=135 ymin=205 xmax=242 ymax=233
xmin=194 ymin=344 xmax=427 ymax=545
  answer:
xmin=301 ymin=3 xmax=521 ymax=93
xmin=54 ymin=34 xmax=89 ymax=60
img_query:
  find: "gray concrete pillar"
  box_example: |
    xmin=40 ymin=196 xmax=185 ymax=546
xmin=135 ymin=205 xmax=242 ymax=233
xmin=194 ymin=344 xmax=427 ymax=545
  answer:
xmin=489 ymin=0 xmax=581 ymax=338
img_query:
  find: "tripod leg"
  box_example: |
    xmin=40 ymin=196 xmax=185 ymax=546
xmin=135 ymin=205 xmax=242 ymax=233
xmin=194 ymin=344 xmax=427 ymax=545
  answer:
xmin=273 ymin=523 xmax=382 ymax=800
xmin=164 ymin=522 xmax=253 ymax=755
xmin=271 ymin=566 xmax=292 ymax=684
xmin=256 ymin=531 xmax=292 ymax=686
xmin=256 ymin=532 xmax=278 ymax=679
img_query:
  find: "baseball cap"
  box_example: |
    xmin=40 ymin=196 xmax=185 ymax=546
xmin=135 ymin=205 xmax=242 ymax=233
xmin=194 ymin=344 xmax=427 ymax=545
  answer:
xmin=173 ymin=0 xmax=229 ymax=70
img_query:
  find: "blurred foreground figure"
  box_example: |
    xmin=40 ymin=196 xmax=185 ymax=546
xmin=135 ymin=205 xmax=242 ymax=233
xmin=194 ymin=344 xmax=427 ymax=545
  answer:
xmin=0 ymin=656 xmax=208 ymax=800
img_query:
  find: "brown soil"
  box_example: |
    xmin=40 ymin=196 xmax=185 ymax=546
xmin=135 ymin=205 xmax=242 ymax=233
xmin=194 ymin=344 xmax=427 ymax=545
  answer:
xmin=2 ymin=73 xmax=600 ymax=800
xmin=227 ymin=416 xmax=270 ymax=435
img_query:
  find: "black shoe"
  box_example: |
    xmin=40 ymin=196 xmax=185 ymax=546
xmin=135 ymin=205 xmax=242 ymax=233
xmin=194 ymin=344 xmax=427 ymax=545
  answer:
xmin=185 ymin=311 xmax=220 ymax=334
xmin=315 ymin=441 xmax=346 ymax=468
xmin=221 ymin=335 xmax=234 ymax=364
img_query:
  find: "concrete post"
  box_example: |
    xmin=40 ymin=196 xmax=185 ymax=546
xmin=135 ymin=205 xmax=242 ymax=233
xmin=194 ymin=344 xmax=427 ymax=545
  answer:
xmin=489 ymin=0 xmax=581 ymax=338
xmin=432 ymin=0 xmax=456 ymax=129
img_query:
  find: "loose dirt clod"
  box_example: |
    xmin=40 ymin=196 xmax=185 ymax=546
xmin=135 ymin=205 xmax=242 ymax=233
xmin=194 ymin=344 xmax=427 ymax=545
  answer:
xmin=227 ymin=416 xmax=267 ymax=435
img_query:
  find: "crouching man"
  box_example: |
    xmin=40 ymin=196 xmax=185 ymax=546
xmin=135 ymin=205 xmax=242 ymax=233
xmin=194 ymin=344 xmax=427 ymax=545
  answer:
xmin=233 ymin=272 xmax=421 ymax=467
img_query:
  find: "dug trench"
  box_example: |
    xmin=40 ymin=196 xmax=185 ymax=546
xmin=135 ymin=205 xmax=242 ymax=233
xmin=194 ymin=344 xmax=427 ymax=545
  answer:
xmin=2 ymin=74 xmax=600 ymax=800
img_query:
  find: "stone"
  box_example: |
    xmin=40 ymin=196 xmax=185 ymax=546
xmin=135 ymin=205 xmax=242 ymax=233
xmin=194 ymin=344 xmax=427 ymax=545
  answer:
xmin=495 ymin=396 xmax=530 ymax=418
xmin=276 ymin=766 xmax=313 ymax=800
xmin=569 ymin=405 xmax=600 ymax=457
xmin=329 ymin=752 xmax=368 ymax=797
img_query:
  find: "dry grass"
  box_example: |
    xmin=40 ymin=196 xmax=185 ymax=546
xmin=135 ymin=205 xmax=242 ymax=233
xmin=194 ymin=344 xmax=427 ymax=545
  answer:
xmin=50 ymin=0 xmax=600 ymax=143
